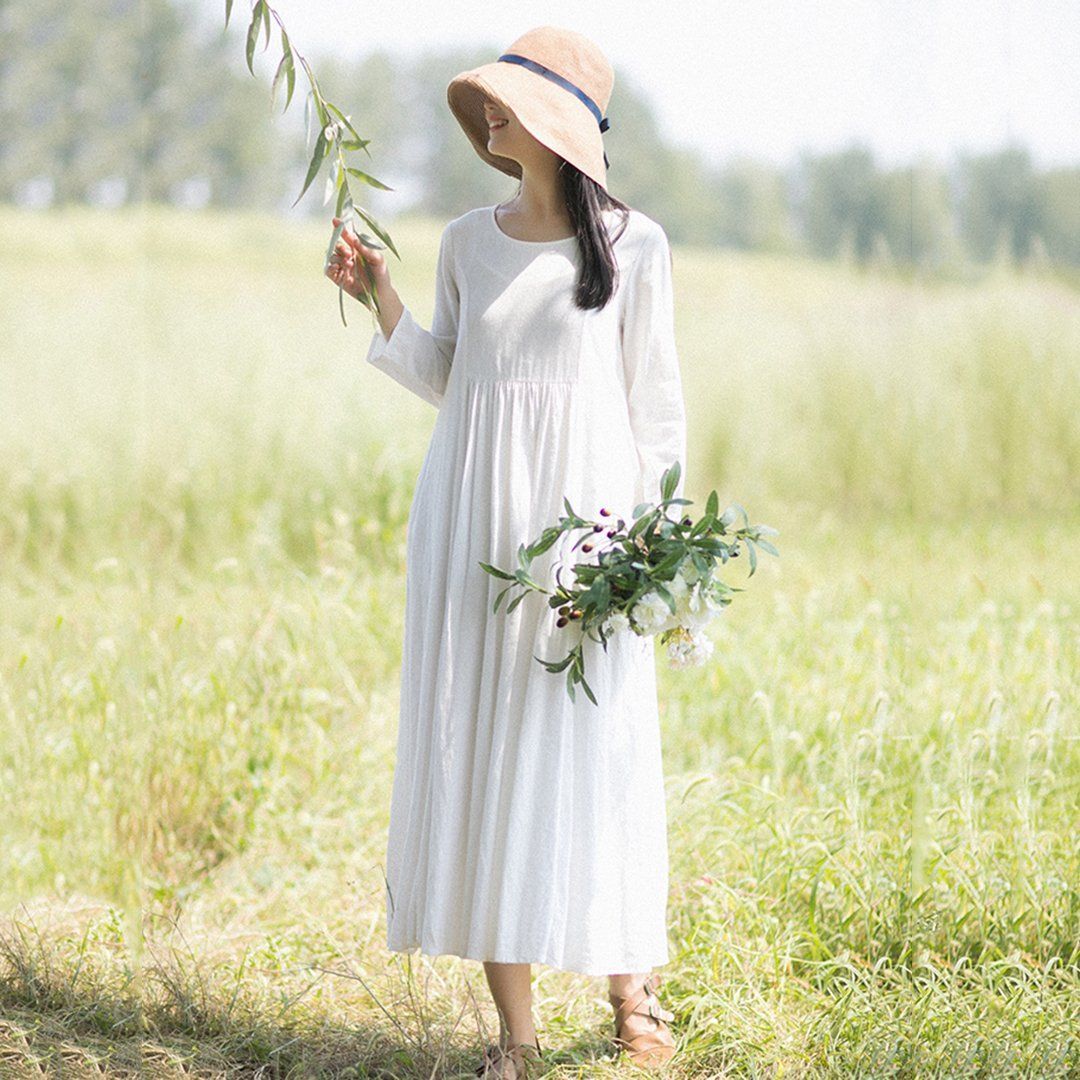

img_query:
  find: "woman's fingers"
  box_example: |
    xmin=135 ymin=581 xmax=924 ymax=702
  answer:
xmin=331 ymin=217 xmax=381 ymax=262
xmin=332 ymin=218 xmax=361 ymax=252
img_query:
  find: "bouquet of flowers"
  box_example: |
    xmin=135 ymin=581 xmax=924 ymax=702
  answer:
xmin=479 ymin=460 xmax=779 ymax=704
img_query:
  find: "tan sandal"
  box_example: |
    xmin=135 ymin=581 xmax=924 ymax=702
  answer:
xmin=609 ymin=972 xmax=677 ymax=1067
xmin=474 ymin=1035 xmax=543 ymax=1078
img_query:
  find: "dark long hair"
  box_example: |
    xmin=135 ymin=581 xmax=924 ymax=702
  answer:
xmin=507 ymin=159 xmax=632 ymax=311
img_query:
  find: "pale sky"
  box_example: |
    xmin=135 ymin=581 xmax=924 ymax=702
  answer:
xmin=196 ymin=0 xmax=1080 ymax=168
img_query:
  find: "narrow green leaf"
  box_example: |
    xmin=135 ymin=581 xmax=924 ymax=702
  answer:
xmin=280 ymin=30 xmax=296 ymax=111
xmin=323 ymin=218 xmax=345 ymax=274
xmin=538 ymin=651 xmax=573 ymax=672
xmin=284 ymin=52 xmax=296 ymax=111
xmin=334 ymin=172 xmax=350 ymax=217
xmin=291 ymin=128 xmax=328 ymax=208
xmin=244 ymin=4 xmax=261 ymax=75
xmin=478 ymin=561 xmax=516 ymax=581
xmin=350 ymin=205 xmax=400 ymax=260
xmin=660 ymin=460 xmax=681 ymax=501
xmin=326 ymin=101 xmax=362 ymax=141
xmin=346 ymin=167 xmax=394 ymax=192
xmin=581 ymin=674 xmax=598 ymax=706
xmin=271 ymin=52 xmax=289 ymax=109
xmin=224 ymin=0 xmax=234 ymax=28
xmin=297 ymin=55 xmax=329 ymax=126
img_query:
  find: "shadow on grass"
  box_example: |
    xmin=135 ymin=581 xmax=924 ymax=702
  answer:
xmin=0 ymin=907 xmax=636 ymax=1078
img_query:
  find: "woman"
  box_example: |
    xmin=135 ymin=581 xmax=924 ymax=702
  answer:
xmin=326 ymin=26 xmax=686 ymax=1079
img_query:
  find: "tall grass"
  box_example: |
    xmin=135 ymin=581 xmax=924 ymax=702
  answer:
xmin=0 ymin=205 xmax=1077 ymax=1076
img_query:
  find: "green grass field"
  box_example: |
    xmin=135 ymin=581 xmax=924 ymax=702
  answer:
xmin=1 ymin=205 xmax=1077 ymax=1077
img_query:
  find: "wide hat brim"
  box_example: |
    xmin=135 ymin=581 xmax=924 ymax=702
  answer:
xmin=447 ymin=60 xmax=609 ymax=191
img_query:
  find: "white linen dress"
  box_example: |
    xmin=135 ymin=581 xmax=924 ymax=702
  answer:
xmin=362 ymin=202 xmax=687 ymax=976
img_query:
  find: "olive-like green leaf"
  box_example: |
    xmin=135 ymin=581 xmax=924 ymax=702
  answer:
xmin=525 ymin=528 xmax=561 ymax=558
xmin=653 ymin=547 xmax=685 ymax=577
xmin=580 ymin=675 xmax=598 ymax=706
xmin=660 ymin=460 xmax=681 ymax=501
xmin=538 ymin=651 xmax=574 ymax=673
xmin=224 ymin=0 xmax=234 ymax=29
xmin=478 ymin=561 xmax=516 ymax=581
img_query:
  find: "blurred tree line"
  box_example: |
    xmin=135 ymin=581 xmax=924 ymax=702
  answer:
xmin=3 ymin=0 xmax=1079 ymax=271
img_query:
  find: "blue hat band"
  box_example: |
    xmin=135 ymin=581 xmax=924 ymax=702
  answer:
xmin=496 ymin=52 xmax=611 ymax=169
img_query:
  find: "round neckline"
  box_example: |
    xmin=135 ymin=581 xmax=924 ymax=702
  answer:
xmin=489 ymin=204 xmax=577 ymax=246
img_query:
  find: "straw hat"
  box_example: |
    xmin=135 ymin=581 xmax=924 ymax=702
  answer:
xmin=447 ymin=26 xmax=614 ymax=191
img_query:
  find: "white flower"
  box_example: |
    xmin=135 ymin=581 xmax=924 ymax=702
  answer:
xmin=688 ymin=630 xmax=715 ymax=665
xmin=666 ymin=627 xmax=715 ymax=668
xmin=667 ymin=634 xmax=690 ymax=668
xmin=631 ymin=589 xmax=676 ymax=634
xmin=681 ymin=581 xmax=719 ymax=630
xmin=603 ymin=609 xmax=631 ymax=636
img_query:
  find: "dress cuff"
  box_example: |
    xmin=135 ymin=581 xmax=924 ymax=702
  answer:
xmin=364 ymin=306 xmax=419 ymax=372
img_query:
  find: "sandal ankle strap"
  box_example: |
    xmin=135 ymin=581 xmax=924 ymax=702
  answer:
xmin=610 ymin=973 xmax=674 ymax=1031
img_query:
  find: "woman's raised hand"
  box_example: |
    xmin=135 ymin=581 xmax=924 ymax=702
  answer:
xmin=325 ymin=217 xmax=389 ymax=302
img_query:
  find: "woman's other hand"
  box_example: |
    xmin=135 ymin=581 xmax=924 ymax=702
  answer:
xmin=325 ymin=217 xmax=389 ymax=302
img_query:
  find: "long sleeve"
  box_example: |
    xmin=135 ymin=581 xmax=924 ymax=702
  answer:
xmin=363 ymin=222 xmax=460 ymax=408
xmin=619 ymin=224 xmax=688 ymax=507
